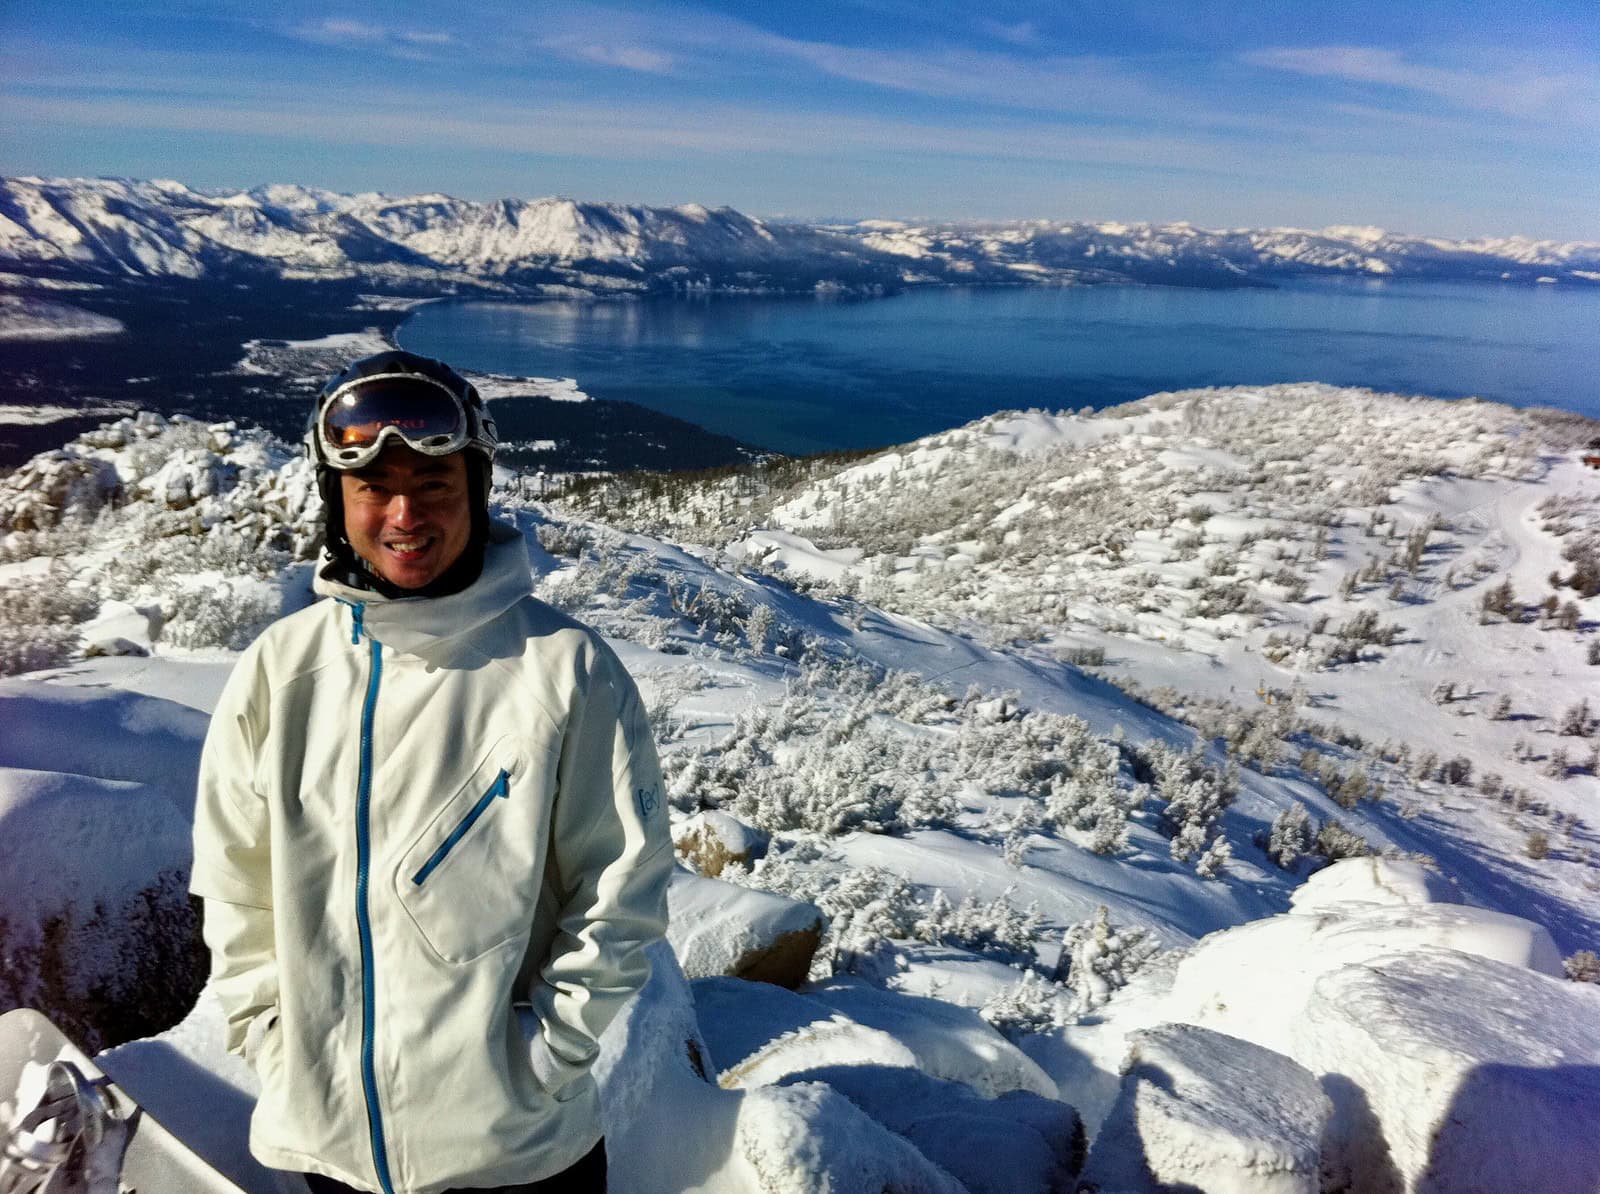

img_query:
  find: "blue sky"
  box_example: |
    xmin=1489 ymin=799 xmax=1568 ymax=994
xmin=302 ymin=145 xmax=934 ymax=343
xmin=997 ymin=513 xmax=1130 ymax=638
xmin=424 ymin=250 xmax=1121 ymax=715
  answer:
xmin=2 ymin=1 xmax=1596 ymax=238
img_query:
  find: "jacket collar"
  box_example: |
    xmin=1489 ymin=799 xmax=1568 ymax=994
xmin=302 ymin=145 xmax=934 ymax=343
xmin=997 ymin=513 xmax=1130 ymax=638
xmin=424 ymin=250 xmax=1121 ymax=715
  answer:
xmin=314 ymin=520 xmax=532 ymax=657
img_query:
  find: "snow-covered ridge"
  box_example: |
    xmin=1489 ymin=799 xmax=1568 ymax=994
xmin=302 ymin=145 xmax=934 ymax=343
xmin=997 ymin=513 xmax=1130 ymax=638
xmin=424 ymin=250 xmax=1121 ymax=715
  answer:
xmin=4 ymin=176 xmax=1597 ymax=292
xmin=3 ymin=389 xmax=1600 ymax=1191
xmin=0 ymin=176 xmax=888 ymax=294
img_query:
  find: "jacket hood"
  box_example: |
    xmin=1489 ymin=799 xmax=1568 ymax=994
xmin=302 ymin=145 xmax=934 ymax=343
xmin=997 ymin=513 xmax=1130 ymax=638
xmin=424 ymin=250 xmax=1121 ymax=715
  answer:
xmin=313 ymin=519 xmax=533 ymax=658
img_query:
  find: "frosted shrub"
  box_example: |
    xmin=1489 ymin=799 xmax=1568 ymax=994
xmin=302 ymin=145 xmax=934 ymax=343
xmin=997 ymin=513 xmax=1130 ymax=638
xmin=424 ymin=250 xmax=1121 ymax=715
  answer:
xmin=1058 ymin=645 xmax=1106 ymax=666
xmin=734 ymin=857 xmax=1051 ymax=980
xmin=535 ymin=520 xmax=591 ymax=559
xmin=1052 ymin=905 xmax=1159 ymax=1014
xmin=743 ymin=602 xmax=776 ymax=653
xmin=980 ymin=972 xmax=1068 ymax=1040
xmin=1194 ymin=836 xmax=1233 ymax=879
xmin=1566 ymin=950 xmax=1600 ymax=983
xmin=1411 ymin=750 xmax=1439 ymax=783
xmin=160 ymin=582 xmax=282 ymax=651
xmin=0 ymin=572 xmax=99 ymax=676
xmin=912 ymin=889 xmax=1044 ymax=967
xmin=1266 ymin=803 xmax=1314 ymax=869
xmin=665 ymin=696 xmax=958 ymax=836
xmin=665 ymin=670 xmax=1139 ymax=847
xmin=1129 ymin=739 xmax=1237 ymax=873
xmin=637 ymin=665 xmax=709 ymax=742
xmin=731 ymin=860 xmax=920 ymax=980
xmin=672 ymin=579 xmax=751 ymax=639
xmin=1559 ymin=699 xmax=1594 ymax=737
xmin=1313 ymin=818 xmax=1369 ymax=861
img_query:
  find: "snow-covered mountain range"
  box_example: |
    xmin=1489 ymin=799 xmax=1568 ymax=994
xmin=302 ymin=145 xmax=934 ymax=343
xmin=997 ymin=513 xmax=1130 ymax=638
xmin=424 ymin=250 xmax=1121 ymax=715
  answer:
xmin=4 ymin=176 xmax=1598 ymax=295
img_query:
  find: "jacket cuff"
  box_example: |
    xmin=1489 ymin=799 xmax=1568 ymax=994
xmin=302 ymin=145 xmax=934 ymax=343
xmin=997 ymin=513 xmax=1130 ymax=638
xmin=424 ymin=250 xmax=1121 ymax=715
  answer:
xmin=526 ymin=1032 xmax=589 ymax=1100
xmin=243 ymin=1007 xmax=278 ymax=1066
xmin=190 ymin=863 xmax=274 ymax=910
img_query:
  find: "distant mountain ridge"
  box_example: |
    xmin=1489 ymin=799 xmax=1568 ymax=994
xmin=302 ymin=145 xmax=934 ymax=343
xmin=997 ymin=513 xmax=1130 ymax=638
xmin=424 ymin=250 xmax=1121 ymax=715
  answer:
xmin=3 ymin=175 xmax=1598 ymax=295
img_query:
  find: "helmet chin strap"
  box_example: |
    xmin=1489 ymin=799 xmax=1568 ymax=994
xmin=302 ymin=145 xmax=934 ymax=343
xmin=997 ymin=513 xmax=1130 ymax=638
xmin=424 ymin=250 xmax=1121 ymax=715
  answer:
xmin=316 ymin=464 xmax=490 ymax=600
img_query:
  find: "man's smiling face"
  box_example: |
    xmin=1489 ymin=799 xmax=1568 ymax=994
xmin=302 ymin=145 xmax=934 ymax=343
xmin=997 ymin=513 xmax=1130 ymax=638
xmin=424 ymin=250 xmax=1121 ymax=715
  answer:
xmin=340 ymin=443 xmax=472 ymax=590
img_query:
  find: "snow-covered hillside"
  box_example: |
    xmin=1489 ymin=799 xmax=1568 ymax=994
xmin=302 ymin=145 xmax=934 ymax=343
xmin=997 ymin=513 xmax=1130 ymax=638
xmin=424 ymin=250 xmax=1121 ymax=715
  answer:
xmin=2 ymin=384 xmax=1597 ymax=1191
xmin=5 ymin=176 xmax=1598 ymax=295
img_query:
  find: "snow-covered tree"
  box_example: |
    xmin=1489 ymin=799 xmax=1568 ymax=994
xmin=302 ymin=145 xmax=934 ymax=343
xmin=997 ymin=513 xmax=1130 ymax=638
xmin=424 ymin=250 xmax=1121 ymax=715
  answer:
xmin=1052 ymin=905 xmax=1159 ymax=1014
xmin=1266 ymin=803 xmax=1314 ymax=869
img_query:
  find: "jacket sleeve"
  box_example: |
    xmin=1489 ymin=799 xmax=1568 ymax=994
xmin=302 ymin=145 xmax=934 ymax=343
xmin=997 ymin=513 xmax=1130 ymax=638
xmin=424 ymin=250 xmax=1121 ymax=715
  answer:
xmin=189 ymin=644 xmax=279 ymax=1061
xmin=524 ymin=641 xmax=673 ymax=1097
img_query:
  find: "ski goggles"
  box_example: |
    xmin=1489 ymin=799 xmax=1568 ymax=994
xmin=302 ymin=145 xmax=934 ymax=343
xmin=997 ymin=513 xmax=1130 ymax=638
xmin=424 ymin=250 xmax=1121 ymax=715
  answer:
xmin=316 ymin=373 xmax=474 ymax=469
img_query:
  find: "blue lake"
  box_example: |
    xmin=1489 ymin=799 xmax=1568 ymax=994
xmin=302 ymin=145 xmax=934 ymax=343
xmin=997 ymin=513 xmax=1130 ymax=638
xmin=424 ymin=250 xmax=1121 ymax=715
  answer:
xmin=399 ymin=279 xmax=1600 ymax=456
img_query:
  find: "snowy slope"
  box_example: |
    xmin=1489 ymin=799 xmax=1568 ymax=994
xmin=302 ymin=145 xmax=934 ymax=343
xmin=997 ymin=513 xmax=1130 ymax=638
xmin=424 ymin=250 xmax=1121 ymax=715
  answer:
xmin=2 ymin=387 xmax=1598 ymax=1190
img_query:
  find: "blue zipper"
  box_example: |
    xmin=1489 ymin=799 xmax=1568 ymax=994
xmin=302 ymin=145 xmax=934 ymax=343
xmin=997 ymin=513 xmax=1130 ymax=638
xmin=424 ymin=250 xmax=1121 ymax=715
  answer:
xmin=412 ymin=770 xmax=511 ymax=886
xmin=353 ymin=619 xmax=396 ymax=1194
xmin=336 ymin=598 xmax=365 ymax=646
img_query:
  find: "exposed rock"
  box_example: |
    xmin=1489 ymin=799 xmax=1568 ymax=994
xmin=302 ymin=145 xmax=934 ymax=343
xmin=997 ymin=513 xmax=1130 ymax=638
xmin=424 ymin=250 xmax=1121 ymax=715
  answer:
xmin=0 ymin=450 xmax=120 ymax=530
xmin=673 ymin=809 xmax=767 ymax=878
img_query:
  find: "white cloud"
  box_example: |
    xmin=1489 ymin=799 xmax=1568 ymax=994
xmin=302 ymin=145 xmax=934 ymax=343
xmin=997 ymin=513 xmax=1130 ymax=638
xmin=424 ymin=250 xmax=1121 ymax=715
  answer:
xmin=980 ymin=20 xmax=1039 ymax=47
xmin=399 ymin=31 xmax=458 ymax=48
xmin=0 ymin=87 xmax=1366 ymax=182
xmin=540 ymin=37 xmax=674 ymax=73
xmin=293 ymin=18 xmax=387 ymax=45
xmin=289 ymin=17 xmax=458 ymax=57
xmin=1244 ymin=45 xmax=1600 ymax=125
xmin=513 ymin=4 xmax=1171 ymax=117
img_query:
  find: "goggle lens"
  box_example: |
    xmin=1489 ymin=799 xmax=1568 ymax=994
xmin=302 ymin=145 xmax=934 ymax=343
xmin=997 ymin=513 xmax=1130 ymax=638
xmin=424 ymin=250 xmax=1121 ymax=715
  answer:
xmin=321 ymin=378 xmax=467 ymax=454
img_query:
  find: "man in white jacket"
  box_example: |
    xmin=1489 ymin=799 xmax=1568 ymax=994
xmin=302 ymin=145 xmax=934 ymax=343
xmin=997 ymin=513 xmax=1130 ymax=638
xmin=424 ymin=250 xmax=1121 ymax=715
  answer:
xmin=190 ymin=350 xmax=673 ymax=1194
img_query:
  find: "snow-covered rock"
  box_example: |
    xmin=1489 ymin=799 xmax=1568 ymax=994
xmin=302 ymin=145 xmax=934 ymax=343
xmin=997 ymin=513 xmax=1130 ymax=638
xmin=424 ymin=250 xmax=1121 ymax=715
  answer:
xmin=695 ymin=978 xmax=921 ymax=1088
xmin=0 ymin=683 xmax=208 ymax=1045
xmin=0 ymin=449 xmax=120 ymax=529
xmin=1297 ymin=948 xmax=1600 ymax=1193
xmin=776 ymin=1063 xmax=1082 ymax=1194
xmin=673 ymin=809 xmax=766 ymax=877
xmin=596 ymin=941 xmax=967 ymax=1193
xmin=1288 ymin=857 xmax=1459 ymax=914
xmin=731 ymin=1081 xmax=968 ymax=1194
xmin=1082 ymin=1023 xmax=1329 ymax=1194
xmin=1163 ymin=902 xmax=1565 ymax=1056
xmin=687 ymin=974 xmax=1083 ymax=1192
xmin=666 ymin=870 xmax=821 ymax=989
xmin=808 ymin=979 xmax=1056 ymax=1099
xmin=81 ymin=600 xmax=161 ymax=658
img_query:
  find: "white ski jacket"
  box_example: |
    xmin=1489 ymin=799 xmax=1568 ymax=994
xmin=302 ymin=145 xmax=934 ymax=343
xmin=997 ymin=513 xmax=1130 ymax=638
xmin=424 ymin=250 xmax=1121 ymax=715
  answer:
xmin=190 ymin=526 xmax=673 ymax=1194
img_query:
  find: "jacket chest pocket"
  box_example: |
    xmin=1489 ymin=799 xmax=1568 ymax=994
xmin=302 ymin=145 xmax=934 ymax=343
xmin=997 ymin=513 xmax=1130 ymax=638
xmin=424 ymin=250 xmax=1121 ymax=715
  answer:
xmin=394 ymin=740 xmax=552 ymax=964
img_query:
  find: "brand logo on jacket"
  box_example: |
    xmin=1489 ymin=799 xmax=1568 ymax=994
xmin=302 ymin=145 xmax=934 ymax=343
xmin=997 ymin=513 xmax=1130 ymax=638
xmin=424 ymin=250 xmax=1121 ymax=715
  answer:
xmin=636 ymin=785 xmax=660 ymax=819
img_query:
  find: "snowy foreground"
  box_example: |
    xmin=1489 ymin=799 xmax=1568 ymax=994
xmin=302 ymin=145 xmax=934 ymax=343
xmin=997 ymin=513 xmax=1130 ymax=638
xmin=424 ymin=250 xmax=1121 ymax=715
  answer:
xmin=2 ymin=383 xmax=1599 ymax=1192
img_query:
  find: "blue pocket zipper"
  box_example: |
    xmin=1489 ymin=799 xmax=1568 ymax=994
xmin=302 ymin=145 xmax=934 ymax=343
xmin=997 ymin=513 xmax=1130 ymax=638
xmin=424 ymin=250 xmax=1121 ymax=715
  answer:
xmin=412 ymin=769 xmax=510 ymax=886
